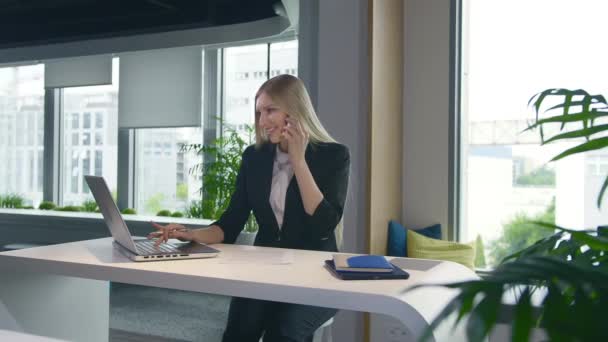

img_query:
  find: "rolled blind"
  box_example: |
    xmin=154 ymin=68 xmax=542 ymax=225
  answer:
xmin=45 ymin=55 xmax=112 ymax=88
xmin=118 ymin=47 xmax=202 ymax=129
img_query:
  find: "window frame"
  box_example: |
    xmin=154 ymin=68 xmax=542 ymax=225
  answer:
xmin=1 ymin=36 xmax=298 ymax=220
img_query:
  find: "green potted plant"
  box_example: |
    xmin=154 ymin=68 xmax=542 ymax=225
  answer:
xmin=121 ymin=208 xmax=137 ymax=215
xmin=55 ymin=206 xmax=82 ymax=212
xmin=411 ymin=89 xmax=608 ymax=341
xmin=0 ymin=194 xmax=24 ymax=208
xmin=39 ymin=201 xmax=57 ymax=210
xmin=183 ymin=121 xmax=258 ymax=244
xmin=81 ymin=199 xmax=98 ymax=213
xmin=156 ymin=209 xmax=172 ymax=217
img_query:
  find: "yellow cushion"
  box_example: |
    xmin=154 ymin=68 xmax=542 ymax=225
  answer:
xmin=407 ymin=229 xmax=476 ymax=270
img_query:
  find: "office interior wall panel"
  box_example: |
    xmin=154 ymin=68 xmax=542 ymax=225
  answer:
xmin=315 ymin=0 xmax=371 ymax=341
xmin=369 ymin=0 xmax=404 ymax=256
xmin=367 ymin=1 xmax=404 ymax=341
xmin=402 ymin=0 xmax=451 ymax=236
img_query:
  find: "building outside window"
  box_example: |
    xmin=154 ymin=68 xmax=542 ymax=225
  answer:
xmin=0 ymin=39 xmax=298 ymax=219
xmin=0 ymin=64 xmax=45 ymax=207
xmin=61 ymin=59 xmax=119 ymax=206
xmin=223 ymin=44 xmax=269 ymax=135
xmin=223 ymin=40 xmax=298 ymax=137
xmin=135 ymin=127 xmax=202 ymax=215
xmin=459 ymin=0 xmax=608 ymax=267
xmin=134 ymin=39 xmax=299 ymax=217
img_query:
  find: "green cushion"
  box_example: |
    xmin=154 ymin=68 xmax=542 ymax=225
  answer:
xmin=407 ymin=230 xmax=476 ymax=270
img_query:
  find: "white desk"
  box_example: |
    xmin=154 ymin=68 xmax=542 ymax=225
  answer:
xmin=0 ymin=329 xmax=68 ymax=342
xmin=0 ymin=238 xmax=478 ymax=342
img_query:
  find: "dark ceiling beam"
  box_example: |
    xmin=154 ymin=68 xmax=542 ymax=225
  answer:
xmin=145 ymin=0 xmax=177 ymax=11
xmin=0 ymin=0 xmax=279 ymax=48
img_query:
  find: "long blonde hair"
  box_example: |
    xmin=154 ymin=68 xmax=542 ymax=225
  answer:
xmin=254 ymin=74 xmax=335 ymax=146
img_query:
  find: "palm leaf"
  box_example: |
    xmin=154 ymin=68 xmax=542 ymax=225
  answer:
xmin=541 ymin=124 xmax=608 ymax=144
xmin=420 ymin=89 xmax=608 ymax=341
xmin=512 ymin=287 xmax=532 ymax=342
xmin=524 ymin=111 xmax=608 ymax=131
xmin=528 ymin=221 xmax=608 ymax=251
xmin=465 ymin=284 xmax=502 ymax=341
xmin=405 ymin=255 xmax=608 ymax=342
xmin=549 ymin=136 xmax=608 ymax=161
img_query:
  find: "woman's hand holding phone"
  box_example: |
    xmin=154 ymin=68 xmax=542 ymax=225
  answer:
xmin=282 ymin=117 xmax=309 ymax=167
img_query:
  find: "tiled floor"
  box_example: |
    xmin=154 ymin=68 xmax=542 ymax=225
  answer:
xmin=110 ymin=329 xmax=190 ymax=342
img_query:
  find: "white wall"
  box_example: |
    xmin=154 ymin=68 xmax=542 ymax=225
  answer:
xmin=315 ymin=1 xmax=370 ymax=341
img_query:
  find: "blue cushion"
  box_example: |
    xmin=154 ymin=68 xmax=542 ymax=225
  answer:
xmin=387 ymin=220 xmax=442 ymax=257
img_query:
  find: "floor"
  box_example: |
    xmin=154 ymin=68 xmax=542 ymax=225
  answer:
xmin=109 ymin=283 xmax=230 ymax=342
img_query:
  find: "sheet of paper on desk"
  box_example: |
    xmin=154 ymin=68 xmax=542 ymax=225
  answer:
xmin=219 ymin=248 xmax=294 ymax=264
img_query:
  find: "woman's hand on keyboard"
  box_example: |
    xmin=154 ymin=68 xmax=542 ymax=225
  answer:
xmin=148 ymin=222 xmax=193 ymax=246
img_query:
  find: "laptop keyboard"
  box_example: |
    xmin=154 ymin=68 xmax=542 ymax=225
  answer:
xmin=135 ymin=240 xmax=180 ymax=255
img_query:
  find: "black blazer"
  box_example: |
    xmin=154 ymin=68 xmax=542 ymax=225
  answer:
xmin=214 ymin=142 xmax=350 ymax=252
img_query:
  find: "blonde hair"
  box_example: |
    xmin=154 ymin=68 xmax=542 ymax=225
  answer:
xmin=254 ymin=74 xmax=336 ymax=146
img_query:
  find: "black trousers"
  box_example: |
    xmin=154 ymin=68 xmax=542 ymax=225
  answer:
xmin=222 ymin=297 xmax=338 ymax=342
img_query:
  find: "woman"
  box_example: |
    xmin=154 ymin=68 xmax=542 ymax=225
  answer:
xmin=148 ymin=74 xmax=350 ymax=342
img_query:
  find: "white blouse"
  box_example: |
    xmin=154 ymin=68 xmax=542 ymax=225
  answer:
xmin=269 ymin=146 xmax=294 ymax=229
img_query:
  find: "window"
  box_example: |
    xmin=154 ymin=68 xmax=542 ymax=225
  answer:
xmin=0 ymin=64 xmax=45 ymax=207
xmin=270 ymin=40 xmax=298 ymax=78
xmin=95 ymin=132 xmax=103 ymax=145
xmin=83 ymin=112 xmax=91 ymax=129
xmin=95 ymin=112 xmax=103 ymax=128
xmin=95 ymin=150 xmax=103 ymax=176
xmin=223 ymin=44 xmax=269 ymax=133
xmin=71 ymin=113 xmax=79 ymax=129
xmin=459 ymin=0 xmax=608 ymax=267
xmin=82 ymin=132 xmax=91 ymax=146
xmin=61 ymin=59 xmax=119 ymax=206
xmin=135 ymin=128 xmax=202 ymax=215
xmin=222 ymin=40 xmax=298 ymax=137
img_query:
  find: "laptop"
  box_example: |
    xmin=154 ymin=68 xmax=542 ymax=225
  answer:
xmin=85 ymin=175 xmax=220 ymax=262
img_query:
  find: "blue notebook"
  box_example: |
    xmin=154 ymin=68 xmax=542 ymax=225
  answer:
xmin=333 ymin=254 xmax=394 ymax=272
xmin=324 ymin=260 xmax=410 ymax=280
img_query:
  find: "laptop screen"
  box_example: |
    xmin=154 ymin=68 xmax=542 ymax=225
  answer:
xmin=85 ymin=175 xmax=138 ymax=253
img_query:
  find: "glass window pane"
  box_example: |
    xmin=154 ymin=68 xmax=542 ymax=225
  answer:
xmin=71 ymin=151 xmax=79 ymax=194
xmin=82 ymin=150 xmax=90 ymax=193
xmin=223 ymin=44 xmax=268 ymax=134
xmin=95 ymin=150 xmax=103 ymax=176
xmin=37 ymin=151 xmax=43 ymax=193
xmin=95 ymin=112 xmax=103 ymax=128
xmin=135 ymin=128 xmax=202 ymax=215
xmin=95 ymin=132 xmax=103 ymax=145
xmin=61 ymin=58 xmax=119 ymax=206
xmin=270 ymin=40 xmax=298 ymax=77
xmin=83 ymin=112 xmax=91 ymax=129
xmin=37 ymin=112 xmax=44 ymax=145
xmin=460 ymin=0 xmax=608 ymax=268
xmin=27 ymin=113 xmax=35 ymax=146
xmin=82 ymin=132 xmax=91 ymax=146
xmin=28 ymin=150 xmax=35 ymax=191
xmin=0 ymin=64 xmax=45 ymax=207
xmin=16 ymin=116 xmax=25 ymax=146
xmin=72 ymin=113 xmax=79 ymax=129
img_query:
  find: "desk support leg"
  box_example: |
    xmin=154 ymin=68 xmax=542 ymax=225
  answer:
xmin=0 ymin=270 xmax=109 ymax=342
